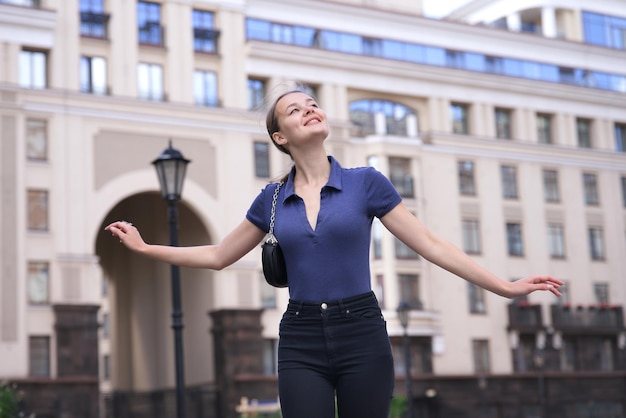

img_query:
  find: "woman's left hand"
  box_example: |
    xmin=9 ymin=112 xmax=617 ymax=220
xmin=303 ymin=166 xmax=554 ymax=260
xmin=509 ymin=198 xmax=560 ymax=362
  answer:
xmin=507 ymin=275 xmax=564 ymax=298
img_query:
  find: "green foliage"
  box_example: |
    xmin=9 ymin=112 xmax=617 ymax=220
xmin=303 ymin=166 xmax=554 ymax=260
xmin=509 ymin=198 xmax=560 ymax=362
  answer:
xmin=389 ymin=396 xmax=407 ymax=418
xmin=0 ymin=382 xmax=20 ymax=418
xmin=237 ymin=395 xmax=407 ymax=418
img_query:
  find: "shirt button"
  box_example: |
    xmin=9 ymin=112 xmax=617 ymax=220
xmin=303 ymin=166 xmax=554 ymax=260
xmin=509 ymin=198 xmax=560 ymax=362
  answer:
xmin=321 ymin=303 xmax=328 ymax=310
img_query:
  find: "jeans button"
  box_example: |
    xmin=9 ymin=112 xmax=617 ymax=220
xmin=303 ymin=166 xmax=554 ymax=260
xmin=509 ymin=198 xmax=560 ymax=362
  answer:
xmin=321 ymin=302 xmax=328 ymax=310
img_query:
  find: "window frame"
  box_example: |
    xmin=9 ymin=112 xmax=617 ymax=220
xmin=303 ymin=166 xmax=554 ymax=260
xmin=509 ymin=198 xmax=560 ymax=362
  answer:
xmin=450 ymin=102 xmax=469 ymax=135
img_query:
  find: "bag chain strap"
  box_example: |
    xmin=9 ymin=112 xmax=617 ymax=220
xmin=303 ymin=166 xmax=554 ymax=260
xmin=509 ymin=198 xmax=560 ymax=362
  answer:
xmin=267 ymin=182 xmax=282 ymax=243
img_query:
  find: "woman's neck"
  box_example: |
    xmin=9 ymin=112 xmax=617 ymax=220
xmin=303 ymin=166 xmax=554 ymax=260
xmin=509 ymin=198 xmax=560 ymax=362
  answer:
xmin=292 ymin=150 xmax=330 ymax=186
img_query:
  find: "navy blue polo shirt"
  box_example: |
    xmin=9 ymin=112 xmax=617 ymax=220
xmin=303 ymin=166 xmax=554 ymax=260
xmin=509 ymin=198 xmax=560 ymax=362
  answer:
xmin=246 ymin=156 xmax=402 ymax=302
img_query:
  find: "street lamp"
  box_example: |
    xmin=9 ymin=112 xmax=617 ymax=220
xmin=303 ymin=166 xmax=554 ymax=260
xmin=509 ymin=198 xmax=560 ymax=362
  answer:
xmin=152 ymin=140 xmax=191 ymax=418
xmin=397 ymin=301 xmax=413 ymax=418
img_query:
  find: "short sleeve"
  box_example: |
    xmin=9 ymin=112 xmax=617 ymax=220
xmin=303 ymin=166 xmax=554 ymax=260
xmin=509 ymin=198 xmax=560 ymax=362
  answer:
xmin=246 ymin=184 xmax=273 ymax=233
xmin=364 ymin=167 xmax=403 ymax=218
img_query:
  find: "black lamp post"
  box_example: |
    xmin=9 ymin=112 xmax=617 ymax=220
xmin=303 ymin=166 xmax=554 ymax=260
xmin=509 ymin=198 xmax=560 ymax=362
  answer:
xmin=397 ymin=301 xmax=413 ymax=418
xmin=152 ymin=140 xmax=191 ymax=418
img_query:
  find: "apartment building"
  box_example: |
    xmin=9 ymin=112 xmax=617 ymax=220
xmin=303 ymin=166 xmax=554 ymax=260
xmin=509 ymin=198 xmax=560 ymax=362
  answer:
xmin=0 ymin=0 xmax=625 ymax=417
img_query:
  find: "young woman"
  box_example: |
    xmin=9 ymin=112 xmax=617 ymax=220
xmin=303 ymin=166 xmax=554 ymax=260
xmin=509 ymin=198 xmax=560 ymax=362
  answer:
xmin=106 ymin=90 xmax=562 ymax=418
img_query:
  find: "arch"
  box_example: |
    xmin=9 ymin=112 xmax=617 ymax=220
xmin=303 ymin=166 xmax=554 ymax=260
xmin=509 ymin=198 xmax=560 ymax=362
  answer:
xmin=349 ymin=99 xmax=417 ymax=137
xmin=93 ymin=170 xmax=223 ymax=395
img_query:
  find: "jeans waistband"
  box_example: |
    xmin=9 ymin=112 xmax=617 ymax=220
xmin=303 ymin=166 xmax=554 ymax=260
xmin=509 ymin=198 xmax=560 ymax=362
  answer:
xmin=287 ymin=291 xmax=377 ymax=313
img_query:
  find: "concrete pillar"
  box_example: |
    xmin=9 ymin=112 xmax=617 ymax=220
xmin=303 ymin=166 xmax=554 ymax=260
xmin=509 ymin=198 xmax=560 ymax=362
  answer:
xmin=211 ymin=309 xmax=267 ymax=418
xmin=542 ymin=7 xmax=557 ymax=38
xmin=506 ymin=13 xmax=521 ymax=32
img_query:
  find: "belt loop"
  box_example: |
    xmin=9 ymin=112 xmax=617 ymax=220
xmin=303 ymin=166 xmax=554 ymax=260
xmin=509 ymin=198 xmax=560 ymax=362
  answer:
xmin=338 ymin=299 xmax=347 ymax=315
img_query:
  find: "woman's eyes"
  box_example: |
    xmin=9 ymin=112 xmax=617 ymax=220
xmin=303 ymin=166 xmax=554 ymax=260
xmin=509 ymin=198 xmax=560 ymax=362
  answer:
xmin=288 ymin=103 xmax=318 ymax=114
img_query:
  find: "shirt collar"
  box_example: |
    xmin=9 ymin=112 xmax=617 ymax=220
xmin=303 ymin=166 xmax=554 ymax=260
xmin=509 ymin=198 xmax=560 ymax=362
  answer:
xmin=283 ymin=156 xmax=343 ymax=203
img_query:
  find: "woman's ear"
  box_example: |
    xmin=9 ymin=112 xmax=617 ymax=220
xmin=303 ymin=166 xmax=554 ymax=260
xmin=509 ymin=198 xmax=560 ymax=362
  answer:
xmin=272 ymin=132 xmax=287 ymax=145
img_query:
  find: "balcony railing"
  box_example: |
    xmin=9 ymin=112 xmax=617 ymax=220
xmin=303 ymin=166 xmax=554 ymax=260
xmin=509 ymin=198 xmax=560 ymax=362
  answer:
xmin=193 ymin=28 xmax=220 ymax=53
xmin=139 ymin=23 xmax=164 ymax=46
xmin=507 ymin=302 xmax=543 ymax=330
xmin=80 ymin=11 xmax=110 ymax=39
xmin=551 ymin=305 xmax=624 ymax=332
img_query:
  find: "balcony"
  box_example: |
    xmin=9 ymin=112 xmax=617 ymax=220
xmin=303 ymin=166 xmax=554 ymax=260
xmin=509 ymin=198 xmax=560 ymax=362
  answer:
xmin=139 ymin=23 xmax=164 ymax=46
xmin=193 ymin=28 xmax=220 ymax=53
xmin=80 ymin=11 xmax=110 ymax=39
xmin=507 ymin=302 xmax=543 ymax=331
xmin=551 ymin=305 xmax=624 ymax=334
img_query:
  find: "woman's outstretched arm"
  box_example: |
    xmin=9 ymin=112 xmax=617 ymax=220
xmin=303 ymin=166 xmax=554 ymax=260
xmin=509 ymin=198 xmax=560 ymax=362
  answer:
xmin=105 ymin=219 xmax=266 ymax=270
xmin=380 ymin=203 xmax=563 ymax=299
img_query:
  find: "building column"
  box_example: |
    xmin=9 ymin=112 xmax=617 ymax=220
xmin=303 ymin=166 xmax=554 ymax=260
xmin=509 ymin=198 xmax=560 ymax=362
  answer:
xmin=506 ymin=13 xmax=521 ymax=32
xmin=211 ymin=309 xmax=265 ymax=418
xmin=542 ymin=7 xmax=557 ymax=38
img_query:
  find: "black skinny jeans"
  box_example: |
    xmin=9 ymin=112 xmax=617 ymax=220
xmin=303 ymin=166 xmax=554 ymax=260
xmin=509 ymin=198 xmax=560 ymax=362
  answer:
xmin=278 ymin=291 xmax=395 ymax=418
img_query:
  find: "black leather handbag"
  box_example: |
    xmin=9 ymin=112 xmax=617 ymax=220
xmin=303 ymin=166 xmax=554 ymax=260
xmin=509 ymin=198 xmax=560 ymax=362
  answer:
xmin=261 ymin=182 xmax=288 ymax=288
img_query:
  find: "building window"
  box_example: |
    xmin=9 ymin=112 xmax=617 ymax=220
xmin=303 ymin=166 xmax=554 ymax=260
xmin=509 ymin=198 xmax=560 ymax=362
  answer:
xmin=583 ymin=12 xmax=626 ymax=50
xmin=80 ymin=56 xmax=107 ymax=94
xmin=583 ymin=173 xmax=599 ymax=205
xmin=622 ymin=176 xmax=626 ymax=207
xmin=536 ymin=113 xmax=552 ymax=144
xmin=247 ymin=78 xmax=266 ymax=111
xmin=458 ymin=160 xmax=476 ymax=196
xmin=102 ymin=275 xmax=109 ymax=297
xmin=542 ymin=169 xmax=560 ymax=203
xmin=192 ymin=10 xmax=218 ymax=53
xmin=193 ymin=70 xmax=218 ymax=106
xmin=27 ymin=261 xmax=49 ymax=304
xmin=372 ymin=219 xmax=383 ymax=259
xmin=588 ymin=226 xmax=605 ymax=260
xmin=513 ymin=335 xmax=537 ymax=373
xmin=560 ymin=337 xmax=577 ymax=372
xmin=350 ymin=99 xmax=416 ymax=137
xmin=500 ymin=165 xmax=518 ymax=199
xmin=137 ymin=63 xmax=163 ymax=101
xmin=137 ymin=1 xmax=163 ymax=46
xmin=254 ymin=142 xmax=270 ymax=178
xmin=557 ymin=282 xmax=570 ymax=306
xmin=394 ymin=237 xmax=418 ymax=260
xmin=398 ymin=274 xmax=421 ymax=310
xmin=19 ymin=49 xmax=47 ymax=89
xmin=450 ymin=103 xmax=469 ymax=134
xmin=506 ymin=222 xmax=523 ymax=256
xmin=495 ymin=108 xmax=512 ymax=139
xmin=80 ymin=0 xmax=109 ymax=39
xmin=594 ymin=283 xmax=609 ymax=305
xmin=29 ymin=336 xmax=50 ymax=377
xmin=295 ymin=82 xmax=319 ymax=100
xmin=26 ymin=118 xmax=48 ymax=161
xmin=389 ymin=157 xmax=414 ymax=198
xmin=262 ymin=339 xmax=278 ymax=375
xmin=260 ymin=272 xmax=276 ymax=308
xmin=103 ymin=354 xmax=111 ymax=380
xmin=472 ymin=339 xmax=491 ymax=373
xmin=468 ymin=283 xmax=486 ymax=314
xmin=27 ymin=189 xmax=49 ymax=231
xmin=392 ymin=337 xmax=433 ymax=376
xmin=616 ymin=123 xmax=626 ymax=152
xmin=101 ymin=313 xmax=110 ymax=338
xmin=547 ymin=224 xmax=566 ymax=258
xmin=462 ymin=219 xmax=481 ymax=254
xmin=576 ymin=118 xmax=592 ymax=148
xmin=3 ymin=0 xmax=41 ymax=6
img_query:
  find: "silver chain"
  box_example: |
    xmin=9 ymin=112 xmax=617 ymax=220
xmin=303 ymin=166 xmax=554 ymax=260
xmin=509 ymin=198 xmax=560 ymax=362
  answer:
xmin=268 ymin=182 xmax=283 ymax=241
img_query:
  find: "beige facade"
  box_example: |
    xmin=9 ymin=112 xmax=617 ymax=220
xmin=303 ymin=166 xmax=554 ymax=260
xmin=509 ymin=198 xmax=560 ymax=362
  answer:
xmin=1 ymin=0 xmax=625 ymax=414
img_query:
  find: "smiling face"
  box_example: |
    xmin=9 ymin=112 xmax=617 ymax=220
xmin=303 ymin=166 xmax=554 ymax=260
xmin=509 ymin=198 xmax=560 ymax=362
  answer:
xmin=268 ymin=91 xmax=329 ymax=154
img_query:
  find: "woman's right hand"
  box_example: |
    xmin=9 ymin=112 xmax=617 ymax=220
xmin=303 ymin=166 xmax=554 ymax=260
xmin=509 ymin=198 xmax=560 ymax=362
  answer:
xmin=105 ymin=220 xmax=147 ymax=253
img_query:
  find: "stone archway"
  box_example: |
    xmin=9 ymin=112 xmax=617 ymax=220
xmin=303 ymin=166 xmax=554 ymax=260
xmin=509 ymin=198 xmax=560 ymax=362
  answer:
xmin=95 ymin=191 xmax=216 ymax=396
